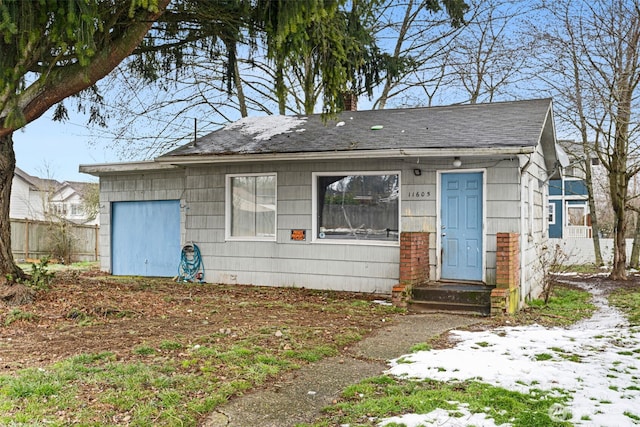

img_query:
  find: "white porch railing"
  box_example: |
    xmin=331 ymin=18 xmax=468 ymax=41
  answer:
xmin=564 ymin=225 xmax=592 ymax=238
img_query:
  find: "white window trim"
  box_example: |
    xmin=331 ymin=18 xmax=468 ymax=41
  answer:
xmin=528 ymin=177 xmax=534 ymax=236
xmin=548 ymin=203 xmax=556 ymax=225
xmin=225 ymin=173 xmax=277 ymax=242
xmin=311 ymin=171 xmax=401 ymax=246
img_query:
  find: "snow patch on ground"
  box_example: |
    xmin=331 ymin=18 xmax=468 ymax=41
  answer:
xmin=384 ymin=284 xmax=640 ymax=426
xmin=379 ymin=404 xmax=510 ymax=427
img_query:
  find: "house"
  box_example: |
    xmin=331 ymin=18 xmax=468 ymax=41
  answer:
xmin=49 ymin=181 xmax=99 ymax=225
xmin=10 ymin=167 xmax=59 ymax=221
xmin=10 ymin=167 xmax=99 ymax=225
xmin=548 ymin=155 xmax=592 ymax=239
xmin=80 ymin=98 xmax=563 ymax=314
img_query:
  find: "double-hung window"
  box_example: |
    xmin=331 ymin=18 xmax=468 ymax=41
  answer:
xmin=313 ymin=172 xmax=400 ymax=243
xmin=226 ymin=173 xmax=276 ymax=240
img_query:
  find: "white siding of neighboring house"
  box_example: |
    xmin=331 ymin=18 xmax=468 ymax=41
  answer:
xmin=97 ymin=155 xmax=529 ymax=294
xmin=9 ymin=176 xmax=47 ymax=220
xmin=9 ymin=176 xmax=31 ymax=219
xmin=68 ymin=192 xmax=96 ymax=225
xmin=12 ymin=171 xmax=99 ymax=226
xmin=50 ymin=186 xmax=98 ymax=225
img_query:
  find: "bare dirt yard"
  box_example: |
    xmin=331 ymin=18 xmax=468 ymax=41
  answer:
xmin=0 ymin=269 xmax=400 ymax=374
xmin=4 ymin=268 xmax=628 ymax=375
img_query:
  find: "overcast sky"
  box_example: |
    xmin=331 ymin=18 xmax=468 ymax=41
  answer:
xmin=14 ymin=111 xmax=119 ymax=183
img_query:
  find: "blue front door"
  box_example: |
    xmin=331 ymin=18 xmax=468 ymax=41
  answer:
xmin=441 ymin=172 xmax=483 ymax=281
xmin=111 ymin=200 xmax=180 ymax=277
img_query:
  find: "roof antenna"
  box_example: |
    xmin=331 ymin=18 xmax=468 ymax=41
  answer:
xmin=193 ymin=118 xmax=197 ymax=147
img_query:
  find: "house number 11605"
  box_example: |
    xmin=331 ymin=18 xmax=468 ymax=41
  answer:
xmin=407 ymin=191 xmax=431 ymax=198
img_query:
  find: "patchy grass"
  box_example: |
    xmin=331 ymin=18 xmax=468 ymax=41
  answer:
xmin=534 ymin=353 xmax=554 ymax=361
xmin=17 ymin=260 xmax=99 ymax=273
xmin=0 ymin=269 xmax=606 ymax=426
xmin=409 ymin=342 xmax=432 ymax=353
xmin=561 ymin=264 xmax=604 ymax=274
xmin=609 ymin=287 xmax=640 ymax=326
xmin=0 ymin=271 xmax=401 ymax=426
xmin=0 ymin=342 xmax=322 ymax=425
xmin=298 ymin=376 xmax=572 ymax=427
xmin=3 ymin=309 xmax=37 ymax=326
xmin=521 ymin=285 xmax=596 ymax=327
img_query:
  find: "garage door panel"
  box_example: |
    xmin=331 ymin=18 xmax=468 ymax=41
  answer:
xmin=112 ymin=200 xmax=180 ymax=277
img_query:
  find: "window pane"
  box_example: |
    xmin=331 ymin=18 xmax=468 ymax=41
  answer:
xmin=231 ymin=175 xmax=276 ymax=238
xmin=255 ymin=175 xmax=276 ymax=236
xmin=317 ymin=174 xmax=399 ymax=241
xmin=567 ymin=206 xmax=586 ymax=226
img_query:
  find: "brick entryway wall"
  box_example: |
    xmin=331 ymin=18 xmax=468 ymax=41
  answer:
xmin=491 ymin=232 xmax=520 ymax=315
xmin=392 ymin=232 xmax=429 ymax=306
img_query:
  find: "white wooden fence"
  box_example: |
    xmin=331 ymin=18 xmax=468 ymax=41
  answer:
xmin=550 ymin=238 xmax=633 ymax=266
xmin=10 ymin=219 xmax=99 ymax=262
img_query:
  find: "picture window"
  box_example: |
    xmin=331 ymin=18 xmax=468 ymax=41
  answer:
xmin=314 ymin=172 xmax=399 ymax=243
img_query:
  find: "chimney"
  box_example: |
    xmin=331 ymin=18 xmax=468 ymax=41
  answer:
xmin=343 ymin=92 xmax=357 ymax=111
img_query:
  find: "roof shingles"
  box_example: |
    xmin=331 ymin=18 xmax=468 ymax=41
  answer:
xmin=161 ymin=99 xmax=553 ymax=159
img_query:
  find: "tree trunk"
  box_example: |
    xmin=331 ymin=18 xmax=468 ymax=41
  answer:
xmin=610 ymin=167 xmax=628 ymax=280
xmin=275 ymin=60 xmax=286 ymax=115
xmin=608 ymin=6 xmax=639 ymax=280
xmin=233 ymin=57 xmax=248 ymax=118
xmin=611 ymin=217 xmax=627 ymax=279
xmin=631 ymin=212 xmax=640 ymax=269
xmin=303 ymin=55 xmax=315 ymax=115
xmin=0 ymin=133 xmax=25 ymax=279
xmin=584 ymin=157 xmax=604 ymax=265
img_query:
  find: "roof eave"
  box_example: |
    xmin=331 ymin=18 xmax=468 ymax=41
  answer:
xmin=537 ymin=101 xmax=563 ymax=178
xmin=79 ymin=161 xmax=181 ymax=176
xmin=156 ymin=147 xmax=537 ymax=166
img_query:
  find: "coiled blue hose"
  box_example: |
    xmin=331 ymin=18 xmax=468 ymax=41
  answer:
xmin=177 ymin=243 xmax=205 ymax=283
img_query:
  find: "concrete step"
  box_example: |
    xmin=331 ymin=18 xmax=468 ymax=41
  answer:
xmin=409 ymin=283 xmax=493 ymax=316
xmin=409 ymin=300 xmax=490 ymax=316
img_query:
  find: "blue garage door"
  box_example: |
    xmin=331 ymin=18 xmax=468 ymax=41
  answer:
xmin=112 ymin=200 xmax=180 ymax=277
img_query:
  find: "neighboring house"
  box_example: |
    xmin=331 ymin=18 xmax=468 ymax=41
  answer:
xmin=50 ymin=181 xmax=99 ymax=225
xmin=10 ymin=167 xmax=59 ymax=221
xmin=548 ymin=158 xmax=592 ymax=239
xmin=80 ymin=98 xmax=563 ymax=312
xmin=10 ymin=167 xmax=98 ymax=225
